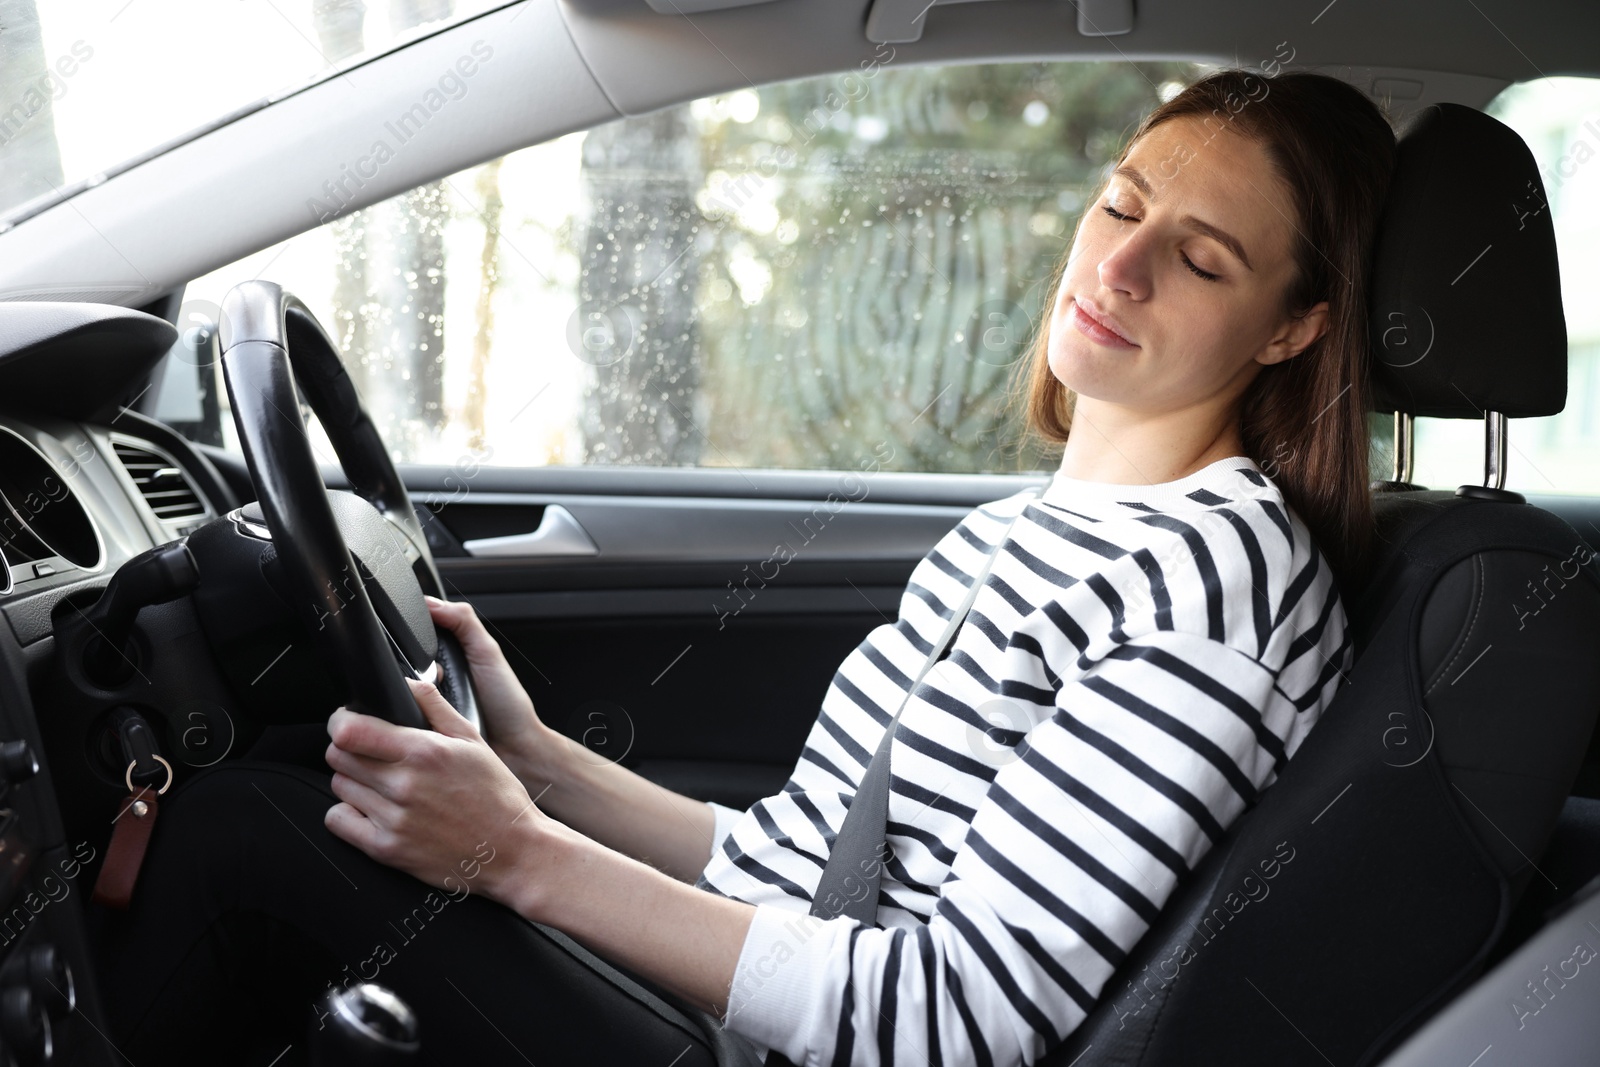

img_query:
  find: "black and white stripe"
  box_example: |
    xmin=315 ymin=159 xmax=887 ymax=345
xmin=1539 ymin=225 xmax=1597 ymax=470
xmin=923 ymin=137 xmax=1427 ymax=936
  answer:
xmin=704 ymin=458 xmax=1352 ymax=1067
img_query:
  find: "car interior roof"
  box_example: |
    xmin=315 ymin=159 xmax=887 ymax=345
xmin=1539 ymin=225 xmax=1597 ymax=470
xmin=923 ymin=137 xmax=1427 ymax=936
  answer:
xmin=560 ymin=0 xmax=1598 ymax=111
xmin=1 ymin=0 xmax=1596 ymax=307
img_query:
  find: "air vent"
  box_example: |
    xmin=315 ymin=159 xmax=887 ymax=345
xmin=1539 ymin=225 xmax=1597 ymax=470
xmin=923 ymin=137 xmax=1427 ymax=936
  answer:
xmin=112 ymin=439 xmax=208 ymax=522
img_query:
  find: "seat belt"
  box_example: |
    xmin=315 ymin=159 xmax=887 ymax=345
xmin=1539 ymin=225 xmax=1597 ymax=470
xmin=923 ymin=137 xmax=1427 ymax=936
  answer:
xmin=809 ymin=488 xmax=1041 ymax=925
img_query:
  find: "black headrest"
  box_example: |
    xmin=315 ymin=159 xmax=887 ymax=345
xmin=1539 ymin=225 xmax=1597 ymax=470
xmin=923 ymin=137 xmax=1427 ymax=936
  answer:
xmin=1368 ymin=102 xmax=1566 ymax=418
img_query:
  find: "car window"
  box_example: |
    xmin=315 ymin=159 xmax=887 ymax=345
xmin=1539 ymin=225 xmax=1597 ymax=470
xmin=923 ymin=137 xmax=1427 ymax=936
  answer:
xmin=1397 ymin=76 xmax=1600 ymax=494
xmin=173 ymin=59 xmax=1204 ymax=474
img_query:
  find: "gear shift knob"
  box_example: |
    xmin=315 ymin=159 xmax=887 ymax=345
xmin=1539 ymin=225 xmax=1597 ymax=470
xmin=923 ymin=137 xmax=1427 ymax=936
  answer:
xmin=309 ymin=983 xmax=419 ymax=1066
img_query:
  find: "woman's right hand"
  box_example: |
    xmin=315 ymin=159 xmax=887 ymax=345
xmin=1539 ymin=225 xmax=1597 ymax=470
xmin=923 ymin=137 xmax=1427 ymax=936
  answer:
xmin=424 ymin=595 xmax=565 ymax=789
xmin=426 ymin=596 xmax=721 ymax=881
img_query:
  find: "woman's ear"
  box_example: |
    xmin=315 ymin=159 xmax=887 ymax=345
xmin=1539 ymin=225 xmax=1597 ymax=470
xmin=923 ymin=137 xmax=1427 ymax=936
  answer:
xmin=1259 ymin=300 xmax=1330 ymax=366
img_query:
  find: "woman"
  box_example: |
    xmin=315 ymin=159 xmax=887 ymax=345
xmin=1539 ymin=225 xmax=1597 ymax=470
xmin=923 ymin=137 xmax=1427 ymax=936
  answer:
xmin=93 ymin=67 xmax=1393 ymax=1066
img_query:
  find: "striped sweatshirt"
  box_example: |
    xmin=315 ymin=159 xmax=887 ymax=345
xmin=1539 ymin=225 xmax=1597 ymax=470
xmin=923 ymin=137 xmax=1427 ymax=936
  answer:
xmin=695 ymin=455 xmax=1353 ymax=1067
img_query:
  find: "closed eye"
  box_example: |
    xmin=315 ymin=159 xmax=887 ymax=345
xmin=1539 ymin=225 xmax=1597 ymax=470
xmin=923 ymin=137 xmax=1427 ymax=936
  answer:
xmin=1180 ymin=253 xmax=1220 ymax=282
xmin=1099 ymin=203 xmax=1222 ymax=282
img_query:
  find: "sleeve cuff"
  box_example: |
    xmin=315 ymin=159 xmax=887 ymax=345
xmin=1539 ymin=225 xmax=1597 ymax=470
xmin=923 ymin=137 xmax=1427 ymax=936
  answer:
xmin=706 ymin=801 xmax=745 ymax=863
xmin=723 ymin=902 xmax=855 ymax=1060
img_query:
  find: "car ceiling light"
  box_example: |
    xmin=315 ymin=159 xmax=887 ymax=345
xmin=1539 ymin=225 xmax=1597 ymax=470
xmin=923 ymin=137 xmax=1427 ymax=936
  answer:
xmin=866 ymin=0 xmax=1135 ymax=45
xmin=1077 ymin=0 xmax=1134 ymax=37
xmin=640 ymin=0 xmax=781 ymax=12
xmin=865 ymin=0 xmax=935 ymax=43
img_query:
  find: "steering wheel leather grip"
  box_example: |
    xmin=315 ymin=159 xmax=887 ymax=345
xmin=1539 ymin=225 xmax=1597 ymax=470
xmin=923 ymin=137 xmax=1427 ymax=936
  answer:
xmin=217 ymin=282 xmax=443 ymax=597
xmin=432 ymin=628 xmax=480 ymax=730
xmin=218 ymin=281 xmax=428 ymax=730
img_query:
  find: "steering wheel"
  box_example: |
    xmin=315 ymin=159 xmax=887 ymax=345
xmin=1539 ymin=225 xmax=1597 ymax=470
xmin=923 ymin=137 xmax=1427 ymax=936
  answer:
xmin=214 ymin=280 xmax=479 ymax=732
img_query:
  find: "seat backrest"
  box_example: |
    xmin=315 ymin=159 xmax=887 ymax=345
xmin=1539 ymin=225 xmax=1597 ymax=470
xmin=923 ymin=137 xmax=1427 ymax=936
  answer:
xmin=1046 ymin=103 xmax=1600 ymax=1067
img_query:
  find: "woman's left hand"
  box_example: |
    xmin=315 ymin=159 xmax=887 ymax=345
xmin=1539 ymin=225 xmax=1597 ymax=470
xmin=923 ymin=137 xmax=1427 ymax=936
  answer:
xmin=323 ymin=677 xmax=543 ymax=906
xmin=328 ymin=683 xmax=755 ymax=1021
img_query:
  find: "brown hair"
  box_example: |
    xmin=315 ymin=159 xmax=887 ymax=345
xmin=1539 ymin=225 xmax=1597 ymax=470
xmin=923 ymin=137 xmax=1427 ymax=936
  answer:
xmin=1024 ymin=69 xmax=1396 ymax=596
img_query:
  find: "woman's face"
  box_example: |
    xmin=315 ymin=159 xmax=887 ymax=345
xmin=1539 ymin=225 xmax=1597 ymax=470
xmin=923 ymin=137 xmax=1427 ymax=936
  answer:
xmin=1046 ymin=114 xmax=1328 ymax=418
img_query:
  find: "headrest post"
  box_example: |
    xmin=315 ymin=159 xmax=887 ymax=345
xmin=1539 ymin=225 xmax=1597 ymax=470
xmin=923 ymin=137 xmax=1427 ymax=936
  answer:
xmin=1484 ymin=410 xmax=1508 ymax=490
xmin=1456 ymin=410 xmax=1522 ymax=502
xmin=1392 ymin=412 xmax=1414 ymax=485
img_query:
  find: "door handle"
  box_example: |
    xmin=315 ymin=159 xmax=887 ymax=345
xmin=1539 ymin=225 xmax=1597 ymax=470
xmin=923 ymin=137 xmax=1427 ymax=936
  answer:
xmin=461 ymin=505 xmax=599 ymax=558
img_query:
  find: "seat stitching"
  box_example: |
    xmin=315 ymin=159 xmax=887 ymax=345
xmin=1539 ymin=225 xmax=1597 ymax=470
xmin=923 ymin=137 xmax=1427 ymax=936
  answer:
xmin=1425 ymin=555 xmax=1486 ymax=698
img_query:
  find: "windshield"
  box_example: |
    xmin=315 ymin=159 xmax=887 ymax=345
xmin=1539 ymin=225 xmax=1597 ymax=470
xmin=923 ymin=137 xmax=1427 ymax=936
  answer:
xmin=0 ymin=0 xmax=509 ymax=222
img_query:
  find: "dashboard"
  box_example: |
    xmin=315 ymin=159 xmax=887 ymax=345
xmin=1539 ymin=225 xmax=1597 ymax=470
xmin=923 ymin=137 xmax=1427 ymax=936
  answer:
xmin=0 ymin=419 xmax=223 ymax=636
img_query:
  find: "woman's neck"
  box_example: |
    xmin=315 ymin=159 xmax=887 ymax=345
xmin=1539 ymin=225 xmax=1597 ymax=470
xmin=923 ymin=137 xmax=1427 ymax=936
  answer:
xmin=1057 ymin=397 xmax=1248 ymax=485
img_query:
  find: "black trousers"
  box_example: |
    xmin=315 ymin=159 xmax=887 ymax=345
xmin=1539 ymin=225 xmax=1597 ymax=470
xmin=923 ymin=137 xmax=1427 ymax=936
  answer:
xmin=85 ymin=755 xmax=761 ymax=1067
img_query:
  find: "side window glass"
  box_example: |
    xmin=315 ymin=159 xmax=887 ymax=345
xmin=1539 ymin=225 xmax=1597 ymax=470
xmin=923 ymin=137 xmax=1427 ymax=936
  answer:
xmin=180 ymin=60 xmax=1199 ymax=472
xmin=1406 ymin=77 xmax=1600 ymax=493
